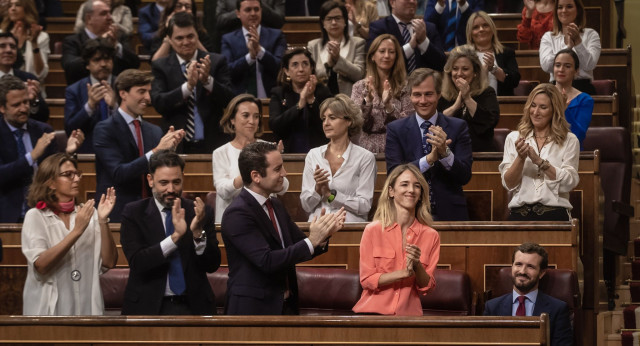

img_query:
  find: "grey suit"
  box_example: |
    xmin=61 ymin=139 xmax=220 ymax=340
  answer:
xmin=307 ymin=37 xmax=366 ymax=96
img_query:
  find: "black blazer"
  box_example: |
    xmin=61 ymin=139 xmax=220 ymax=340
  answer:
xmin=61 ymin=31 xmax=140 ymax=85
xmin=0 ymin=117 xmax=56 ymax=222
xmin=221 ymin=189 xmax=328 ymax=315
xmin=120 ymin=197 xmax=221 ymax=315
xmin=367 ymin=16 xmax=447 ymax=72
xmin=151 ymin=50 xmax=234 ymax=153
xmin=495 ymin=47 xmax=521 ymax=96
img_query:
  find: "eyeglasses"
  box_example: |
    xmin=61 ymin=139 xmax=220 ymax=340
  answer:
xmin=59 ymin=170 xmax=83 ymax=179
xmin=175 ymin=3 xmax=192 ymax=10
xmin=324 ymin=15 xmax=344 ymax=23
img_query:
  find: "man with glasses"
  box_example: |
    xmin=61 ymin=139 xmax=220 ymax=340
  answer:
xmin=221 ymin=0 xmax=286 ymax=97
xmin=0 ymin=74 xmax=84 ymax=222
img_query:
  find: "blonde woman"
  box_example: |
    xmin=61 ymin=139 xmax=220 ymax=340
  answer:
xmin=499 ymin=83 xmax=580 ymax=221
xmin=345 ymin=0 xmax=378 ymax=39
xmin=353 ymin=164 xmax=440 ymax=315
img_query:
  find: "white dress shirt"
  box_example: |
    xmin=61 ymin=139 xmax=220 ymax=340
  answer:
xmin=391 ymin=14 xmax=431 ymax=60
xmin=539 ymin=28 xmax=601 ymax=82
xmin=242 ymin=25 xmax=267 ymax=98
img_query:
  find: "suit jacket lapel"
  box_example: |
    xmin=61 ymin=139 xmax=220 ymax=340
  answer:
xmin=532 ymin=292 xmax=548 ymax=316
xmin=144 ymin=197 xmax=167 ymax=243
xmin=240 ymin=190 xmax=284 ymax=248
xmin=271 ymin=198 xmax=292 ymax=246
xmin=113 ymin=110 xmax=139 ymax=151
xmin=386 ymin=16 xmax=403 ymax=44
xmin=499 ymin=294 xmax=514 ymax=316
xmin=0 ymin=119 xmax=18 ymax=160
xmin=405 ymin=115 xmax=425 ymax=160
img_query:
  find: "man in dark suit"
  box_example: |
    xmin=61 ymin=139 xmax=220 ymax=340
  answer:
xmin=64 ymin=38 xmax=116 ymax=153
xmin=62 ymin=0 xmax=140 ymax=85
xmin=151 ymin=12 xmax=234 ymax=153
xmin=0 ymin=32 xmax=49 ymax=123
xmin=424 ymin=0 xmax=484 ymax=51
xmin=138 ymin=0 xmax=168 ymax=53
xmin=0 ymin=75 xmax=83 ymax=222
xmin=368 ymin=0 xmax=447 ymax=73
xmin=220 ymin=0 xmax=286 ymax=97
xmin=214 ymin=0 xmax=284 ymax=53
xmin=484 ymin=243 xmax=573 ymax=346
xmin=120 ymin=150 xmax=221 ymax=315
xmin=221 ymin=142 xmax=346 ymax=315
xmin=93 ymin=69 xmax=184 ymax=223
xmin=385 ymin=68 xmax=472 ymax=221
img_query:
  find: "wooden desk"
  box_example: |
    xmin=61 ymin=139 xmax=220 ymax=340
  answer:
xmin=0 ymin=315 xmax=549 ymax=345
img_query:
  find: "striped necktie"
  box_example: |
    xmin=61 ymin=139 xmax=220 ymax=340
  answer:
xmin=181 ymin=61 xmax=196 ymax=142
xmin=399 ymin=22 xmax=416 ymax=74
xmin=444 ymin=0 xmax=458 ymax=51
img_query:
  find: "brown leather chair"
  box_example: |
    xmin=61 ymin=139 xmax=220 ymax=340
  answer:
xmin=513 ymin=80 xmax=540 ymax=97
xmin=591 ymin=79 xmax=616 ymax=95
xmin=492 ymin=128 xmax=511 ymax=152
xmin=99 ymin=268 xmax=129 ymax=315
xmin=421 ymin=269 xmax=475 ymax=315
xmin=297 ymin=267 xmax=362 ymax=315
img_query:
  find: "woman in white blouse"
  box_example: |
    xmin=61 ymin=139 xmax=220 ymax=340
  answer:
xmin=307 ymin=1 xmax=366 ymax=96
xmin=22 ymin=153 xmax=118 ymax=315
xmin=300 ymin=94 xmax=376 ymax=222
xmin=539 ymin=0 xmax=600 ymax=95
xmin=212 ymin=94 xmax=288 ymax=222
xmin=0 ymin=0 xmax=49 ymax=82
xmin=499 ymin=83 xmax=580 ymax=221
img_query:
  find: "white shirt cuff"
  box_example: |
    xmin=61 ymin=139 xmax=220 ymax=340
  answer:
xmin=304 ymin=238 xmax=314 ymax=255
xmin=440 ymin=152 xmax=454 ymax=170
xmin=160 ymin=236 xmax=178 ymax=257
xmin=419 ymin=156 xmax=431 ymax=172
xmin=84 ymin=102 xmax=95 ymax=116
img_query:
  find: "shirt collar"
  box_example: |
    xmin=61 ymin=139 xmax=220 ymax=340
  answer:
xmin=392 ymin=14 xmax=410 ymax=26
xmin=383 ymin=218 xmax=421 ymax=236
xmin=155 ymin=3 xmax=165 ymax=12
xmin=176 ymin=50 xmax=199 ymax=66
xmin=4 ymin=118 xmax=26 ymax=132
xmin=244 ymin=186 xmax=268 ymax=207
xmin=0 ymin=68 xmax=14 ymax=79
xmin=90 ymin=74 xmax=112 ymax=86
xmin=415 ymin=113 xmax=438 ymax=128
xmin=84 ymin=28 xmax=98 ymax=39
xmin=512 ymin=288 xmax=539 ymax=304
xmin=321 ymin=141 xmax=353 ymax=161
xmin=241 ymin=25 xmax=262 ymax=39
xmin=118 ymin=107 xmax=141 ymax=124
xmin=154 ymin=197 xmax=169 ymax=214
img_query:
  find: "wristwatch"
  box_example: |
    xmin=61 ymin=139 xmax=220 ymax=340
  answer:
xmin=327 ymin=189 xmax=337 ymax=203
xmin=193 ymin=231 xmax=207 ymax=243
xmin=442 ymin=146 xmax=452 ymax=158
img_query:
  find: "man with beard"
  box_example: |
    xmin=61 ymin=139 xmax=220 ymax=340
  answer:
xmin=120 ymin=150 xmax=221 ymax=315
xmin=484 ymin=243 xmax=573 ymax=346
xmin=93 ymin=69 xmax=184 ymax=222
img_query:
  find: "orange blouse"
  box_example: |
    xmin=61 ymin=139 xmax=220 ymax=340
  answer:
xmin=353 ymin=219 xmax=440 ymax=316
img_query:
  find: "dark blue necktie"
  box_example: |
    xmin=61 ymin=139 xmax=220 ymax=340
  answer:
xmin=163 ymin=208 xmax=186 ymax=295
xmin=444 ymin=0 xmax=458 ymax=51
xmin=399 ymin=22 xmax=416 ymax=73
xmin=14 ymin=129 xmax=29 ymax=217
xmin=99 ymin=99 xmax=109 ymax=121
xmin=420 ymin=121 xmax=436 ymax=214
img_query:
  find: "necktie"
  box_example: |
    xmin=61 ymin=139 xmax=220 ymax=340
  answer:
xmin=99 ymin=99 xmax=109 ymax=121
xmin=516 ymin=295 xmax=526 ymax=316
xmin=399 ymin=22 xmax=416 ymax=73
xmin=265 ymin=199 xmax=284 ymax=246
xmin=246 ymin=34 xmax=259 ymax=97
xmin=13 ymin=129 xmax=28 ymax=217
xmin=181 ymin=62 xmax=196 ymax=142
xmin=420 ymin=121 xmax=435 ymax=213
xmin=163 ymin=208 xmax=186 ymax=295
xmin=444 ymin=0 xmax=458 ymax=51
xmin=132 ymin=119 xmax=148 ymax=198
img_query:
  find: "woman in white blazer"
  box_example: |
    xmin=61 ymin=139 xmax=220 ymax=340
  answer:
xmin=307 ymin=0 xmax=366 ymax=97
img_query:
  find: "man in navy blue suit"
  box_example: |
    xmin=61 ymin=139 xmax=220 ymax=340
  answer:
xmin=424 ymin=0 xmax=484 ymax=51
xmin=484 ymin=243 xmax=573 ymax=346
xmin=221 ymin=142 xmax=346 ymax=315
xmin=368 ymin=0 xmax=447 ymax=73
xmin=138 ymin=0 xmax=169 ymax=53
xmin=0 ymin=75 xmax=84 ymax=222
xmin=385 ymin=68 xmax=472 ymax=221
xmin=93 ymin=69 xmax=185 ymax=223
xmin=220 ymin=0 xmax=287 ymax=97
xmin=64 ymin=38 xmax=116 ymax=153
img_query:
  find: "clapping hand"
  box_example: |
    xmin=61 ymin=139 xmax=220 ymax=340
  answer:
xmin=326 ymin=40 xmax=340 ymax=67
xmin=454 ymin=78 xmax=471 ymax=99
xmin=74 ymin=200 xmax=96 ymax=235
xmin=65 ymin=129 xmax=85 ymax=154
xmin=190 ymin=197 xmax=206 ymax=237
xmin=405 ymin=243 xmax=422 ymax=272
xmin=197 ymin=55 xmax=211 ymax=85
xmin=308 ymin=207 xmax=346 ymax=247
xmin=313 ymin=164 xmax=331 ymax=197
xmin=482 ymin=52 xmax=495 ymax=72
xmin=564 ymin=23 xmax=582 ymax=48
xmin=97 ymin=187 xmax=116 ymax=222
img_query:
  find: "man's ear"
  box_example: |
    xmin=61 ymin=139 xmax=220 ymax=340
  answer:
xmin=250 ymin=170 xmax=261 ymax=184
xmin=539 ymin=269 xmax=547 ymax=280
xmin=147 ymin=173 xmax=153 ymax=188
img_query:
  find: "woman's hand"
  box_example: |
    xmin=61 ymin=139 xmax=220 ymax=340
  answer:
xmin=74 ymin=200 xmax=96 ymax=235
xmin=381 ymin=79 xmax=392 ymax=107
xmin=523 ymin=0 xmax=535 ymax=17
xmin=11 ymin=20 xmax=27 ymax=48
xmin=482 ymin=52 xmax=495 ymax=72
xmin=306 ymin=75 xmax=318 ymax=104
xmin=326 ymin=40 xmax=340 ymax=67
xmin=405 ymin=244 xmax=422 ymax=271
xmin=454 ymin=78 xmax=471 ymax=100
xmin=277 ymin=140 xmax=284 ymax=153
xmin=97 ymin=187 xmax=116 ymax=222
xmin=363 ymin=75 xmax=375 ymax=104
xmin=29 ymin=23 xmax=42 ymax=44
xmin=313 ymin=164 xmax=331 ymax=197
xmin=564 ymin=23 xmax=582 ymax=48
xmin=515 ymin=137 xmax=529 ymax=160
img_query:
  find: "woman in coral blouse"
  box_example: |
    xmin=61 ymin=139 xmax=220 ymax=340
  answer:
xmin=517 ymin=0 xmax=554 ymax=50
xmin=353 ymin=164 xmax=440 ymax=316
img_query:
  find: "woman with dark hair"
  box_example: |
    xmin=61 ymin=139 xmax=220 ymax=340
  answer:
xmin=150 ymin=0 xmax=214 ymax=60
xmin=539 ymin=0 xmax=600 ymax=94
xmin=0 ymin=0 xmax=49 ymax=82
xmin=212 ymin=93 xmax=287 ymax=222
xmin=517 ymin=0 xmax=554 ymax=50
xmin=300 ymin=94 xmax=376 ymax=222
xmin=553 ymin=48 xmax=593 ymax=148
xmin=350 ymin=34 xmax=413 ymax=154
xmin=269 ymin=48 xmax=333 ymax=153
xmin=21 ymin=153 xmax=118 ymax=315
xmin=75 ymin=0 xmax=133 ymax=36
xmin=307 ymin=0 xmax=366 ymax=96
xmin=353 ymin=164 xmax=440 ymax=315
xmin=499 ymin=83 xmax=580 ymax=221
xmin=466 ymin=11 xmax=521 ymax=96
xmin=439 ymin=45 xmax=500 ymax=152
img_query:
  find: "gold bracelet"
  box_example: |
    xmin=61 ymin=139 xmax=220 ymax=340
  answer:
xmin=99 ymin=218 xmax=110 ymax=224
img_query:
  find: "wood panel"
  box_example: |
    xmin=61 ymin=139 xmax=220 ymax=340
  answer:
xmin=0 ymin=315 xmax=549 ymax=345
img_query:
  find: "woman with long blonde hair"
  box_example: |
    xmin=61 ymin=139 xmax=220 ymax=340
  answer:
xmin=353 ymin=164 xmax=440 ymax=315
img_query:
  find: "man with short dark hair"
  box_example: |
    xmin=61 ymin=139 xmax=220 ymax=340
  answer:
xmin=214 ymin=0 xmax=284 ymax=52
xmin=0 ymin=32 xmax=49 ymax=123
xmin=120 ymin=150 xmax=221 ymax=315
xmin=221 ymin=141 xmax=346 ymax=315
xmin=64 ymin=38 xmax=116 ymax=153
xmin=368 ymin=0 xmax=446 ymax=73
xmin=484 ymin=243 xmax=573 ymax=346
xmin=220 ymin=0 xmax=286 ymax=97
xmin=62 ymin=0 xmax=140 ymax=85
xmin=0 ymin=75 xmax=83 ymax=222
xmin=93 ymin=69 xmax=184 ymax=222
xmin=385 ymin=68 xmax=472 ymax=221
xmin=151 ymin=12 xmax=233 ymax=153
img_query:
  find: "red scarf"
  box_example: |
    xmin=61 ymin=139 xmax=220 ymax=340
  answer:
xmin=36 ymin=200 xmax=75 ymax=215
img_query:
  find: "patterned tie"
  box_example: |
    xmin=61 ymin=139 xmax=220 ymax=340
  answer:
xmin=516 ymin=295 xmax=526 ymax=316
xmin=99 ymin=99 xmax=109 ymax=121
xmin=265 ymin=199 xmax=284 ymax=246
xmin=163 ymin=208 xmax=186 ymax=295
xmin=444 ymin=0 xmax=458 ymax=51
xmin=420 ymin=121 xmax=435 ymax=214
xmin=181 ymin=61 xmax=196 ymax=141
xmin=13 ymin=129 xmax=28 ymax=217
xmin=399 ymin=22 xmax=416 ymax=73
xmin=132 ymin=119 xmax=148 ymax=198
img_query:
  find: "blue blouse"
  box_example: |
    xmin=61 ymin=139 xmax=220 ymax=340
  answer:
xmin=564 ymin=92 xmax=594 ymax=149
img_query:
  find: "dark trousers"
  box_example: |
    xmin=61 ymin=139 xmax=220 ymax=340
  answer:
xmin=159 ymin=296 xmax=192 ymax=315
